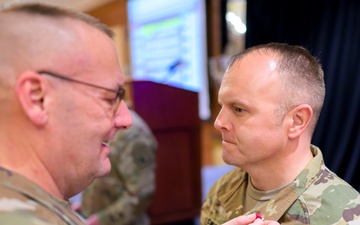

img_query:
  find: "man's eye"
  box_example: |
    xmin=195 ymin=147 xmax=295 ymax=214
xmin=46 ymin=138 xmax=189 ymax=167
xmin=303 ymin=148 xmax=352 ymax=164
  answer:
xmin=234 ymin=107 xmax=243 ymax=113
xmin=105 ymin=98 xmax=117 ymax=106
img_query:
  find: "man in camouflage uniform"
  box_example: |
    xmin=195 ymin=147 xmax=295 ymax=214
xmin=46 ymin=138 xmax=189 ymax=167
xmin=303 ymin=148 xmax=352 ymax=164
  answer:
xmin=79 ymin=109 xmax=157 ymax=225
xmin=201 ymin=43 xmax=360 ymax=224
xmin=0 ymin=1 xmax=133 ymax=224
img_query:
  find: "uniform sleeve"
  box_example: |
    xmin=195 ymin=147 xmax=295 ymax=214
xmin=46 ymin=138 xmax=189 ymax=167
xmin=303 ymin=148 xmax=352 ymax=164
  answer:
xmin=201 ymin=168 xmax=247 ymax=225
xmin=0 ymin=210 xmax=82 ymax=225
xmin=0 ymin=211 xmax=56 ymax=225
xmin=200 ymin=178 xmax=226 ymax=225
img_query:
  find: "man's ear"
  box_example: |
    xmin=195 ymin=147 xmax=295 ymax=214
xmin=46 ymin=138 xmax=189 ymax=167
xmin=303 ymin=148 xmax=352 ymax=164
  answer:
xmin=15 ymin=71 xmax=48 ymax=126
xmin=288 ymin=104 xmax=313 ymax=139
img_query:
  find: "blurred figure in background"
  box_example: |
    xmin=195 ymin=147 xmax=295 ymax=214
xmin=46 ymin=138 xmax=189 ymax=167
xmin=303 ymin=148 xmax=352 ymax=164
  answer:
xmin=79 ymin=109 xmax=157 ymax=225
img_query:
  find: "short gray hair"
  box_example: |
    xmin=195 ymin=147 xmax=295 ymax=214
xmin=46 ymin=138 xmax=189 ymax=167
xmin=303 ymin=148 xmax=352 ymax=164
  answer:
xmin=0 ymin=1 xmax=114 ymax=38
xmin=227 ymin=43 xmax=325 ymax=133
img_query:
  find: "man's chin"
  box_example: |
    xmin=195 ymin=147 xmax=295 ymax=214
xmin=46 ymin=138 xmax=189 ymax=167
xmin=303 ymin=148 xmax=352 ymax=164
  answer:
xmin=222 ymin=152 xmax=238 ymax=166
xmin=97 ymin=158 xmax=112 ymax=177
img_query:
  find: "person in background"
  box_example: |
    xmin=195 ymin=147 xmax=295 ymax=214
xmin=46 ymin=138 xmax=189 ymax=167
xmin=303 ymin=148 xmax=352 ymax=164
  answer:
xmin=201 ymin=42 xmax=360 ymax=224
xmin=78 ymin=109 xmax=157 ymax=225
xmin=0 ymin=1 xmax=133 ymax=224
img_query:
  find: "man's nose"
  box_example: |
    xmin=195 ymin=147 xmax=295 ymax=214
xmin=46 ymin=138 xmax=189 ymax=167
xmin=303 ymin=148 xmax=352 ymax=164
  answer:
xmin=114 ymin=101 xmax=133 ymax=130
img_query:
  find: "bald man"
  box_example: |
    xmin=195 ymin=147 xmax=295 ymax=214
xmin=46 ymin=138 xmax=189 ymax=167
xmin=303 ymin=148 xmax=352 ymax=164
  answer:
xmin=0 ymin=2 xmax=133 ymax=224
xmin=201 ymin=43 xmax=360 ymax=224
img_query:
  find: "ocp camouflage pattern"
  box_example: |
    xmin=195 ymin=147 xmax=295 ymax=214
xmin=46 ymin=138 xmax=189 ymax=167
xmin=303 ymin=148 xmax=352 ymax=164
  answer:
xmin=201 ymin=146 xmax=360 ymax=224
xmin=0 ymin=167 xmax=85 ymax=225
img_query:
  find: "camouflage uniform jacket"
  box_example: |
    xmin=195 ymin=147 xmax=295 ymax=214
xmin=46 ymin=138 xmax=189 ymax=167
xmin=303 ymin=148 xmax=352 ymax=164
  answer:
xmin=201 ymin=145 xmax=360 ymax=225
xmin=0 ymin=167 xmax=85 ymax=225
xmin=80 ymin=110 xmax=157 ymax=225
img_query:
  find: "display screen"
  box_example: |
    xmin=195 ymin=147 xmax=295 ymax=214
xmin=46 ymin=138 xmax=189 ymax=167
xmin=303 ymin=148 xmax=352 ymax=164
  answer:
xmin=127 ymin=0 xmax=210 ymax=120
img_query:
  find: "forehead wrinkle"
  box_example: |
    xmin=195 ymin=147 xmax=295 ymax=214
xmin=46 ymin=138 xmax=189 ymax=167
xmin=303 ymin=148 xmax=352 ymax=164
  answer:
xmin=219 ymin=52 xmax=283 ymax=109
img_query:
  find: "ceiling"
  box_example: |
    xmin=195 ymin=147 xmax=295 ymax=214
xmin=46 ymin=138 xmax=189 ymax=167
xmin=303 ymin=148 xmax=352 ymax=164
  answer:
xmin=0 ymin=0 xmax=115 ymax=11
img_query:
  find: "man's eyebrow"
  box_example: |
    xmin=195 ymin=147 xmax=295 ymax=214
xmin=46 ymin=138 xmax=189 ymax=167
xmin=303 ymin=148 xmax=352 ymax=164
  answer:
xmin=221 ymin=98 xmax=248 ymax=105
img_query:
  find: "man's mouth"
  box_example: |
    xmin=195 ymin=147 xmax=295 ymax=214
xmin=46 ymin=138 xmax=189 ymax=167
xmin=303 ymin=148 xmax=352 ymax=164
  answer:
xmin=223 ymin=139 xmax=235 ymax=144
xmin=101 ymin=141 xmax=110 ymax=147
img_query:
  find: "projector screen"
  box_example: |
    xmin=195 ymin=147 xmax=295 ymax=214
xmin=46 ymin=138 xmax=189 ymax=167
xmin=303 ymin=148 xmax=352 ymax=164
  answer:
xmin=127 ymin=0 xmax=210 ymax=120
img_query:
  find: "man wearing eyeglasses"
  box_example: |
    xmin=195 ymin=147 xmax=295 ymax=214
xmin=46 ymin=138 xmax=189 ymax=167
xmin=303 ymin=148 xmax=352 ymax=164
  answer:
xmin=0 ymin=1 xmax=133 ymax=224
xmin=0 ymin=2 xmax=281 ymax=225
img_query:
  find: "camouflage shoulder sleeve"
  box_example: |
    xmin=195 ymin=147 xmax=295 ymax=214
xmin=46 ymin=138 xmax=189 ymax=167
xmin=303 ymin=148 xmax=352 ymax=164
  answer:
xmin=293 ymin=147 xmax=360 ymax=224
xmin=201 ymin=167 xmax=248 ymax=225
xmin=251 ymin=148 xmax=360 ymax=224
xmin=0 ymin=186 xmax=72 ymax=225
xmin=0 ymin=211 xmax=57 ymax=225
xmin=301 ymin=167 xmax=360 ymax=224
xmin=202 ymin=146 xmax=360 ymax=225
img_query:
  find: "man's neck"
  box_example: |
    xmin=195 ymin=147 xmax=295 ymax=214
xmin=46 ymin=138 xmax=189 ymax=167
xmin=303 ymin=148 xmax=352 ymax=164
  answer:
xmin=0 ymin=138 xmax=64 ymax=200
xmin=247 ymin=145 xmax=314 ymax=191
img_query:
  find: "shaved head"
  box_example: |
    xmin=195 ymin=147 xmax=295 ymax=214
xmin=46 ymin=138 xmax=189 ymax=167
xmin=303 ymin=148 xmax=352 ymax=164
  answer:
xmin=0 ymin=1 xmax=114 ymax=85
xmin=0 ymin=1 xmax=132 ymax=200
xmin=0 ymin=1 xmax=117 ymax=124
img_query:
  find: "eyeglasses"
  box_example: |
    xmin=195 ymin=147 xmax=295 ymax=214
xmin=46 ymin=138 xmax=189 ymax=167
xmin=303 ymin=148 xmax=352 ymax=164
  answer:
xmin=38 ymin=70 xmax=126 ymax=114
